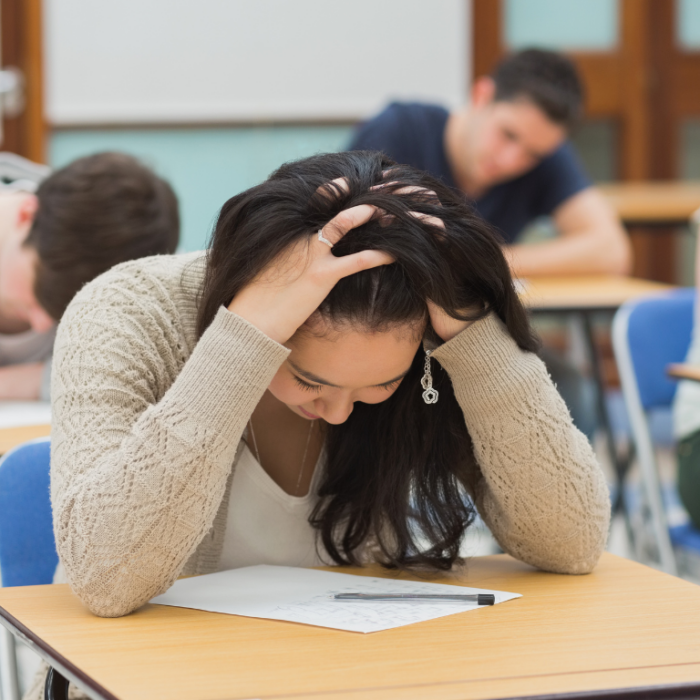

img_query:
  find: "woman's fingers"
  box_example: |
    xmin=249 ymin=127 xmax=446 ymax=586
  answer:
xmin=312 ymin=179 xmax=443 ymax=281
xmin=427 ymin=299 xmax=472 ymax=342
xmin=408 ymin=210 xmax=446 ymax=229
xmin=319 ymin=204 xmax=378 ymax=246
xmin=316 ymin=177 xmax=350 ymax=200
xmin=369 ymin=182 xmax=443 ymax=230
xmin=312 ymin=202 xmax=393 ymax=280
xmin=371 ymin=183 xmax=440 ymax=203
xmin=316 ymin=178 xmax=442 ymax=246
xmin=378 ymin=209 xmax=446 ymax=231
xmin=331 ymin=249 xmax=395 ymax=279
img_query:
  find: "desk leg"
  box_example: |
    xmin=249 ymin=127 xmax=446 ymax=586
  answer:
xmin=44 ymin=667 xmax=69 ymax=700
xmin=580 ymin=313 xmax=634 ymax=544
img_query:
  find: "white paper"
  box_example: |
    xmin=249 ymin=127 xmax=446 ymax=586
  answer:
xmin=151 ymin=565 xmax=521 ymax=633
xmin=0 ymin=401 xmax=51 ymax=428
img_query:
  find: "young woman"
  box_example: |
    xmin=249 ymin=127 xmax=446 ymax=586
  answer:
xmin=50 ymin=151 xmax=610 ymax=620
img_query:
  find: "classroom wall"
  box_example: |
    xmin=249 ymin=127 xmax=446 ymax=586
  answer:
xmin=45 ymin=0 xmax=470 ymax=251
xmin=44 ymin=0 xmax=469 ymax=125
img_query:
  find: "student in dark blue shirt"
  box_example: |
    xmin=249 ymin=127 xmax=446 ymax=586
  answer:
xmin=349 ymin=50 xmax=632 ymax=438
xmin=349 ymin=49 xmax=630 ymax=279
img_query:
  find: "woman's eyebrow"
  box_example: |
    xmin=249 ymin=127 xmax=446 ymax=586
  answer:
xmin=288 ymin=361 xmax=410 ymax=388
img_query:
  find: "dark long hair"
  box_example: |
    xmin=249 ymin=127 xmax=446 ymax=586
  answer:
xmin=198 ymin=151 xmax=539 ymax=571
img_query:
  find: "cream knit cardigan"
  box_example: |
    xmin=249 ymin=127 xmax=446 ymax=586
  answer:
xmin=49 ymin=252 xmax=610 ymax=620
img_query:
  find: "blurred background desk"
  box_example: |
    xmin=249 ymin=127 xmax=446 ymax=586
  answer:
xmin=599 ymin=181 xmax=700 ymax=228
xmin=520 ymin=275 xmax=674 ymax=312
xmin=0 ymin=402 xmax=51 ymax=455
xmin=0 ymin=425 xmax=50 ymax=456
xmin=598 ymin=181 xmax=700 ymax=286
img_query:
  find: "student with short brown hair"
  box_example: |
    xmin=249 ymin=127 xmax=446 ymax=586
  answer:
xmin=0 ymin=151 xmax=179 ymax=400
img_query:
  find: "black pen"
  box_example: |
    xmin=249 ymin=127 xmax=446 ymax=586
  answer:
xmin=334 ymin=593 xmax=496 ymax=605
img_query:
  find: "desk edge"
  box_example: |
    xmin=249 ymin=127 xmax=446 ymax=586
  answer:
xmin=0 ymin=603 xmax=116 ymax=700
xmin=508 ymin=680 xmax=700 ymax=700
xmin=2 ymin=596 xmax=700 ymax=700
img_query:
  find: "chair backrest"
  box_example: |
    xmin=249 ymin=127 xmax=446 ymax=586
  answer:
xmin=0 ymin=438 xmax=57 ymax=587
xmin=612 ymin=288 xmax=696 ymax=575
xmin=616 ymin=288 xmax=695 ymax=410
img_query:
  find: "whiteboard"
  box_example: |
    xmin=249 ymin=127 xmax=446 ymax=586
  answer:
xmin=44 ymin=0 xmax=469 ymax=126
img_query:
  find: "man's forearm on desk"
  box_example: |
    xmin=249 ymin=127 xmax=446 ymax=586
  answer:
xmin=505 ymin=233 xmax=628 ymax=277
xmin=505 ymin=188 xmax=632 ymax=278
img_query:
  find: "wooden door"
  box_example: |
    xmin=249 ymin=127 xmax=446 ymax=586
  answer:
xmin=472 ymin=0 xmax=680 ymax=283
xmin=0 ymin=0 xmax=45 ymax=162
xmin=649 ymin=3 xmax=700 ymax=182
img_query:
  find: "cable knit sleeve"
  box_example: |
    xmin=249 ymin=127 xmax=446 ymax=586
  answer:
xmin=431 ymin=313 xmax=610 ymax=574
xmin=50 ymin=263 xmax=290 ymax=617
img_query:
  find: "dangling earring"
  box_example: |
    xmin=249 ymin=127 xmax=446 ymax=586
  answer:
xmin=421 ymin=349 xmax=439 ymax=404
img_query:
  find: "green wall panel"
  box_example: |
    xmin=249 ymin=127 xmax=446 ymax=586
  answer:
xmin=504 ymin=0 xmax=618 ymax=50
xmin=50 ymin=126 xmax=354 ymax=252
xmin=678 ymin=0 xmax=700 ymax=49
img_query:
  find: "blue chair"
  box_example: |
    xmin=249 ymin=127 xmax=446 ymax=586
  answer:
xmin=0 ymin=437 xmax=55 ymax=700
xmin=612 ymin=288 xmax=700 ymax=576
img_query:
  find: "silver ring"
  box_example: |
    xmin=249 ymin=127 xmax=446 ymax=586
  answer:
xmin=317 ymin=228 xmax=333 ymax=248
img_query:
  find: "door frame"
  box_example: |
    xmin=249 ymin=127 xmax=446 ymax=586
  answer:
xmin=1 ymin=0 xmax=45 ymax=162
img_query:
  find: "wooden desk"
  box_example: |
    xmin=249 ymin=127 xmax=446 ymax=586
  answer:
xmin=599 ymin=180 xmax=700 ymax=226
xmin=521 ymin=274 xmax=674 ymax=313
xmin=2 ymin=554 xmax=700 ymax=700
xmin=0 ymin=424 xmax=50 ymax=455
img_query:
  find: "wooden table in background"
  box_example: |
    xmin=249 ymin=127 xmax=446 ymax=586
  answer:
xmin=599 ymin=180 xmax=700 ymax=227
xmin=520 ymin=275 xmax=674 ymax=313
xmin=2 ymin=554 xmax=700 ymax=700
xmin=0 ymin=424 xmax=50 ymax=455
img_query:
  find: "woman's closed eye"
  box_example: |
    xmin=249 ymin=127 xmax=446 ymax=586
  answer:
xmin=292 ymin=374 xmax=403 ymax=393
xmin=377 ymin=378 xmax=402 ymax=392
xmin=293 ymin=375 xmax=323 ymax=392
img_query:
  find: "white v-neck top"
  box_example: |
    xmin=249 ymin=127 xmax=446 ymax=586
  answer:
xmin=218 ymin=443 xmax=327 ymax=570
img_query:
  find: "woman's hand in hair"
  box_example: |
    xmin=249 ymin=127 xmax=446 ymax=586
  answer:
xmin=427 ymin=301 xmax=474 ymax=342
xmin=394 ymin=203 xmax=476 ymax=342
xmin=227 ymin=205 xmax=394 ymax=344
